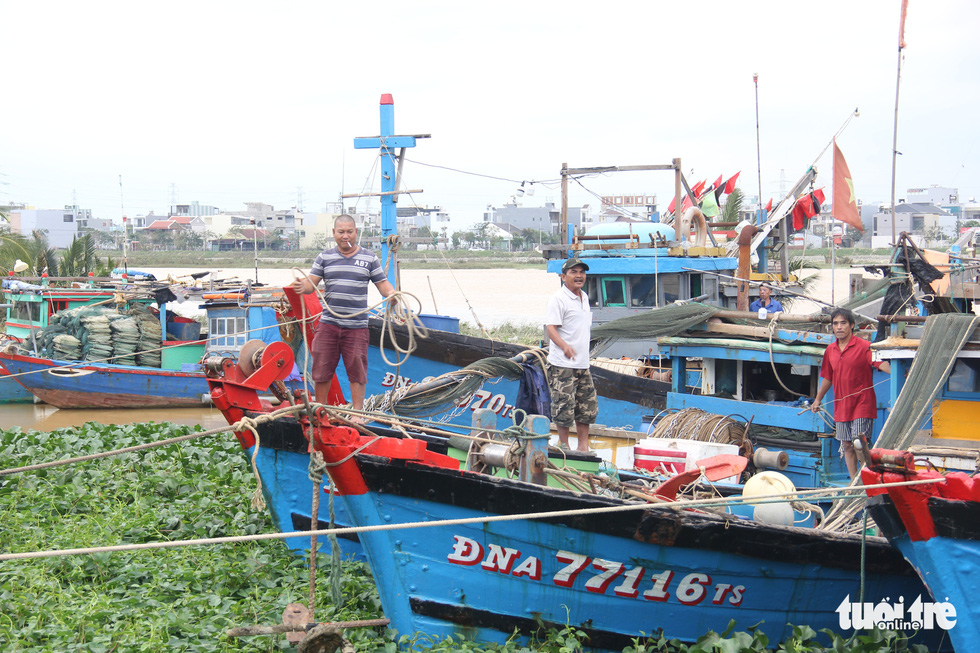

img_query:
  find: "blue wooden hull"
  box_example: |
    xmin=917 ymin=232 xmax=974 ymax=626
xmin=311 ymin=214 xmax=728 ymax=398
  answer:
xmin=865 ymin=461 xmax=980 ymax=651
xmin=326 ymin=453 xmax=945 ymax=649
xmin=891 ymin=534 xmax=978 ymax=646
xmin=245 ymin=442 xmax=365 ymax=560
xmin=0 ymin=369 xmax=35 ymax=403
xmin=0 ymin=351 xmax=210 ymax=409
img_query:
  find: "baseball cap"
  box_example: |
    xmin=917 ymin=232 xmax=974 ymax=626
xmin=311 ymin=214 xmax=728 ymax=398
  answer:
xmin=561 ymin=257 xmax=590 ymax=273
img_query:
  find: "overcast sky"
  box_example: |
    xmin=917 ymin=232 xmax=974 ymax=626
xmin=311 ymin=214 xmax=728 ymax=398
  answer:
xmin=3 ymin=1 xmax=978 ymax=235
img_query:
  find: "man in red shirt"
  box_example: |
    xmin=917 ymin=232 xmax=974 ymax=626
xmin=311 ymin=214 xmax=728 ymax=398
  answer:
xmin=811 ymin=308 xmax=891 ymax=477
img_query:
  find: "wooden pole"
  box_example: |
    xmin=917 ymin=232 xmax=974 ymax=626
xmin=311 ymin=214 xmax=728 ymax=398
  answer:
xmin=560 ymin=163 xmax=569 ymax=246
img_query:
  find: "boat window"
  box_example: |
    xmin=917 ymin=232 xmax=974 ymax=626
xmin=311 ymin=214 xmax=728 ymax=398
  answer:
xmin=585 ymin=277 xmax=599 ymax=307
xmin=630 ymin=277 xmax=658 ymax=307
xmin=11 ymin=300 xmax=41 ymax=324
xmin=691 ymin=274 xmax=702 ymax=298
xmin=947 ymin=359 xmax=980 ymax=394
xmin=602 ymin=277 xmax=627 ymax=307
xmin=209 ymin=314 xmax=248 ymax=353
xmin=660 ymin=276 xmax=681 ymax=304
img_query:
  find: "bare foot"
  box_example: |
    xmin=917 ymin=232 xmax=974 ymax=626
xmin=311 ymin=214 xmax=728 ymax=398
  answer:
xmin=347 ymin=414 xmax=365 ymax=425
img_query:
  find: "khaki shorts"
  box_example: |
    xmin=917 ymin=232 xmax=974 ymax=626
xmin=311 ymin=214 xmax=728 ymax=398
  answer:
xmin=548 ymin=365 xmax=598 ymax=428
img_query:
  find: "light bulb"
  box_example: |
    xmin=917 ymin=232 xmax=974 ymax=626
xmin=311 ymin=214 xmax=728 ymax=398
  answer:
xmin=526 ymin=183 xmax=535 ymax=197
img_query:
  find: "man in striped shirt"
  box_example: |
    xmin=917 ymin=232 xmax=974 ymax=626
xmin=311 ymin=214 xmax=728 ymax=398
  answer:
xmin=291 ymin=215 xmax=395 ymax=412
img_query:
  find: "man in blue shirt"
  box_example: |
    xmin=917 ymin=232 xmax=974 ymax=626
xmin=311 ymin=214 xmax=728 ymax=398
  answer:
xmin=749 ymin=284 xmax=783 ymax=315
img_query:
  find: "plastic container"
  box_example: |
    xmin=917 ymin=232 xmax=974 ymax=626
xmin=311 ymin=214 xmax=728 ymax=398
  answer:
xmin=418 ymin=313 xmax=460 ymax=334
xmin=634 ymin=446 xmax=686 ymax=474
xmin=635 ymin=438 xmax=741 ymax=482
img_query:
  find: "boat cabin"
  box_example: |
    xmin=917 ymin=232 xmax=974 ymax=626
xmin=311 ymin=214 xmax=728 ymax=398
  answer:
xmin=658 ymin=324 xmax=891 ymax=488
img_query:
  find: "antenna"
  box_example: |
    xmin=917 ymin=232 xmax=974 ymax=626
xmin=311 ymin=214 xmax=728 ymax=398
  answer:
xmin=119 ymin=175 xmax=129 ymax=275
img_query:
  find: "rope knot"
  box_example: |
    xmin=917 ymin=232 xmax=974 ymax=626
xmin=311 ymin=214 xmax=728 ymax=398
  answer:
xmin=308 ymin=450 xmax=327 ymax=484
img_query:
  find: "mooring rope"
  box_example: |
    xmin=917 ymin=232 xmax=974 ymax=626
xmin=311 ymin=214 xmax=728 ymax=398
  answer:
xmin=0 ymin=477 xmax=943 ymax=562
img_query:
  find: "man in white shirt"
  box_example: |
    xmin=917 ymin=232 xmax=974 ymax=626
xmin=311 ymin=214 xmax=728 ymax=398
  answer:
xmin=545 ymin=258 xmax=597 ymax=452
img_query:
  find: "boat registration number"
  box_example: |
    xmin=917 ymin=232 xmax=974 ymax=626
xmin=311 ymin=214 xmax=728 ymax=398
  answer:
xmin=447 ymin=535 xmax=745 ymax=607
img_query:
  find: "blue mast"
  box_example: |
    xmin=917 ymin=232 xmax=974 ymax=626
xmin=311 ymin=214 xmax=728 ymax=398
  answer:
xmin=353 ymin=94 xmax=422 ymax=287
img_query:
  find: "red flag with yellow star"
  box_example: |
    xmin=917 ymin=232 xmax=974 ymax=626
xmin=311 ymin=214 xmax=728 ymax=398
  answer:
xmin=833 ymin=140 xmax=862 ymax=230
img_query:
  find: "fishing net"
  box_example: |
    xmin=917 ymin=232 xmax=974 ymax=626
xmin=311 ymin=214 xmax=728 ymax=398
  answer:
xmin=591 ymin=303 xmax=721 ymax=343
xmin=363 ymin=356 xmax=524 ymax=419
xmin=109 ymin=315 xmax=141 ymax=366
xmin=130 ymin=306 xmax=163 ymax=367
xmin=51 ymin=334 xmax=82 ymax=360
xmin=80 ymin=311 xmax=113 ymax=362
xmin=32 ymin=304 xmax=165 ymax=368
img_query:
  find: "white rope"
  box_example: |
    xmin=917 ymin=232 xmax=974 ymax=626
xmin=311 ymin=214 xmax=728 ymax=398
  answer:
xmin=0 ymin=477 xmax=945 ymax=561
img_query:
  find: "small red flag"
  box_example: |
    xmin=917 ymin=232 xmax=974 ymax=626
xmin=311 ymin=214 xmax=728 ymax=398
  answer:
xmin=691 ymin=180 xmax=706 ymax=197
xmin=833 ymin=140 xmax=862 ymax=230
xmin=724 ymin=171 xmax=741 ymax=195
xmin=711 ymin=174 xmax=723 ymax=190
xmin=898 ymin=0 xmax=909 ymax=49
xmin=764 ymin=198 xmax=773 ymax=213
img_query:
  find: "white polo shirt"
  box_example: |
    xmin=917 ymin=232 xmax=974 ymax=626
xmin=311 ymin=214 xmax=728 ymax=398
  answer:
xmin=545 ymin=285 xmax=592 ymax=369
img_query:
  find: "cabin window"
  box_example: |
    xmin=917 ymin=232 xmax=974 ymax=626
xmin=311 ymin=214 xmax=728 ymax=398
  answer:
xmin=209 ymin=314 xmax=248 ymax=353
xmin=601 ymin=277 xmax=627 ymax=307
xmin=12 ymin=300 xmax=41 ymax=323
xmin=629 ymin=277 xmax=658 ymax=307
xmin=660 ymin=276 xmax=681 ymax=304
xmin=691 ymin=274 xmax=703 ymax=298
xmin=947 ymin=359 xmax=980 ymax=395
xmin=584 ymin=277 xmax=599 ymax=307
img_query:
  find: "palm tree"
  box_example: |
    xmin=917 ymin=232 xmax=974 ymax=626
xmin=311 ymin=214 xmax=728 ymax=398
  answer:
xmin=0 ymin=230 xmax=58 ymax=276
xmin=60 ymin=233 xmax=97 ymax=276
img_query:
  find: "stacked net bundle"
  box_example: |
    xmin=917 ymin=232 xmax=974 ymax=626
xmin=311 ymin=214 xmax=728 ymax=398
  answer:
xmin=108 ymin=315 xmax=141 ymax=366
xmin=51 ymin=333 xmax=82 ymax=360
xmin=130 ymin=307 xmax=163 ymax=368
xmin=78 ymin=309 xmax=114 ymax=362
xmin=36 ymin=323 xmax=67 ymax=358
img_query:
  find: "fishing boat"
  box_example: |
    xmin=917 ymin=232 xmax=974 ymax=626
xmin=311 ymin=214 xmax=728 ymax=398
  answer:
xmin=203 ymin=340 xmax=947 ymax=650
xmin=0 ymin=276 xmax=162 ymax=404
xmin=854 ymin=313 xmax=980 ymax=650
xmin=862 ymin=450 xmax=975 ymax=650
xmin=0 ymin=285 xmax=309 ymax=409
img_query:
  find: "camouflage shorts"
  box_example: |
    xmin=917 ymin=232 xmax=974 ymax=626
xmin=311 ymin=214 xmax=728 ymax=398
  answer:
xmin=548 ymin=365 xmax=598 ymax=428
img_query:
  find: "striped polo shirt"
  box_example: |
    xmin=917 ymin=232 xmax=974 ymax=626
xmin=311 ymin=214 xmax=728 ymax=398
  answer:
xmin=310 ymin=246 xmax=386 ymax=329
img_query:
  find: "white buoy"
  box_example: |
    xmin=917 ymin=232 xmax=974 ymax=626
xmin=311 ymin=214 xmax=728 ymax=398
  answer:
xmin=753 ymin=501 xmax=795 ymax=526
xmin=742 ymin=471 xmax=796 ymax=505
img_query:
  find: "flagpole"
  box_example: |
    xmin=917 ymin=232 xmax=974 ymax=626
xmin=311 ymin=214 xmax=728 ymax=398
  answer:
xmin=809 ymin=108 xmax=860 ymax=171
xmin=890 ymin=0 xmax=908 ymax=245
xmin=753 ymin=72 xmax=764 ymax=237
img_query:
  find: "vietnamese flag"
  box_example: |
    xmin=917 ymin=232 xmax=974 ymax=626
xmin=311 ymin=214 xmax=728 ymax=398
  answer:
xmin=691 ymin=180 xmax=706 ymax=197
xmin=724 ymin=171 xmax=741 ymax=194
xmin=764 ymin=198 xmax=773 ymax=213
xmin=833 ymin=140 xmax=862 ymax=230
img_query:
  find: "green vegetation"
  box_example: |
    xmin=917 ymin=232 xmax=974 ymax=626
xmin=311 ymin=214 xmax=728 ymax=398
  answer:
xmin=460 ymin=320 xmax=545 ymax=347
xmin=0 ymin=422 xmax=932 ymax=652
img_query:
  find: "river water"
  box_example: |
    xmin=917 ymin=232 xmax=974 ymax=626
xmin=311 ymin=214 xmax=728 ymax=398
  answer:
xmin=4 ymin=265 xmax=852 ymax=432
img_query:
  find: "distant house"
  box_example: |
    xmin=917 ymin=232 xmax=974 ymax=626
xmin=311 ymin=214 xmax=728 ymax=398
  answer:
xmin=484 ymin=201 xmax=592 ymax=236
xmin=7 ymin=208 xmax=80 ymax=248
xmin=209 ymin=228 xmax=275 ymax=252
xmin=872 ymin=203 xmax=954 ymax=248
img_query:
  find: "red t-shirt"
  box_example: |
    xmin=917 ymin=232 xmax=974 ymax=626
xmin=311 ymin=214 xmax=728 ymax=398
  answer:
xmin=820 ymin=335 xmax=882 ymax=422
